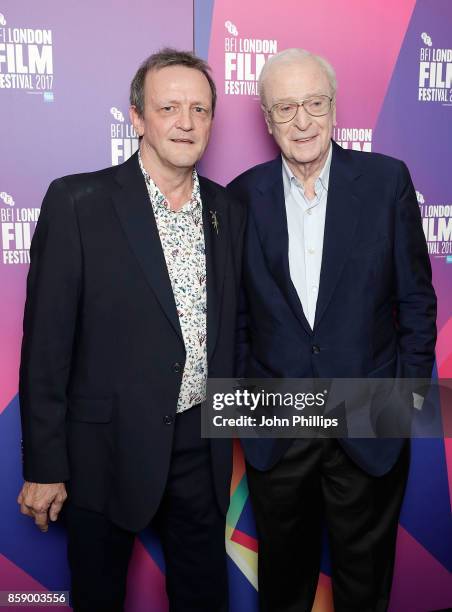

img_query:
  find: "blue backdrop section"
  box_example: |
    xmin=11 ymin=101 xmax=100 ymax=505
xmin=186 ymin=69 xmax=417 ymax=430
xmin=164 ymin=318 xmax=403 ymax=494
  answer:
xmin=234 ymin=497 xmax=257 ymax=539
xmin=194 ymin=0 xmax=215 ymax=60
xmin=374 ymin=0 xmax=452 ymax=190
xmin=138 ymin=528 xmax=166 ymax=574
xmin=228 ymin=556 xmax=259 ymax=611
xmin=400 ymin=439 xmax=452 ymax=571
xmin=371 ymin=0 xmax=452 ymax=573
xmin=0 ymin=396 xmax=70 ymax=590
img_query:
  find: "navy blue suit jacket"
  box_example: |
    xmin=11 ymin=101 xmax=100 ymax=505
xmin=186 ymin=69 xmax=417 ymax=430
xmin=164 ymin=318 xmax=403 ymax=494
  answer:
xmin=228 ymin=141 xmax=436 ymax=476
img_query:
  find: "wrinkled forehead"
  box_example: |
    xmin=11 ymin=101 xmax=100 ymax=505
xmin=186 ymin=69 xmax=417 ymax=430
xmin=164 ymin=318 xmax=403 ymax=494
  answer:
xmin=262 ymin=59 xmax=331 ymax=106
xmin=144 ymin=65 xmax=212 ymax=102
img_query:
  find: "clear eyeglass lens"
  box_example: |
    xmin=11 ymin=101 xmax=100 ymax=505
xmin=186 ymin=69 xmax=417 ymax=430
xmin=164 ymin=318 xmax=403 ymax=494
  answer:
xmin=272 ymin=96 xmax=331 ymax=122
xmin=274 ymin=104 xmax=298 ymax=120
xmin=304 ymin=96 xmax=330 ymax=115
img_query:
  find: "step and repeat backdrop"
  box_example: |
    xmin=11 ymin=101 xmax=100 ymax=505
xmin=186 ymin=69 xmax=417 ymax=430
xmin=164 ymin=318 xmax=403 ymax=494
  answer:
xmin=1 ymin=0 xmax=451 ymax=610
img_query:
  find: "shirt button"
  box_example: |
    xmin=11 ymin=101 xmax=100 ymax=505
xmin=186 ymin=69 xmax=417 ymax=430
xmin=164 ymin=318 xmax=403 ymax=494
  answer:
xmin=311 ymin=285 xmax=318 ymax=293
xmin=307 ymin=208 xmax=313 ymax=215
xmin=173 ymin=362 xmax=182 ymax=373
xmin=307 ymin=248 xmax=315 ymax=255
xmin=311 ymin=345 xmax=321 ymax=354
xmin=163 ymin=415 xmax=174 ymax=425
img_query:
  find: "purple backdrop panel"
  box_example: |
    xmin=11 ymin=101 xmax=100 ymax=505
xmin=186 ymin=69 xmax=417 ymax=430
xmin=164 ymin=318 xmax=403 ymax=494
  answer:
xmin=0 ymin=1 xmax=193 ymax=609
xmin=0 ymin=0 xmax=193 ymax=412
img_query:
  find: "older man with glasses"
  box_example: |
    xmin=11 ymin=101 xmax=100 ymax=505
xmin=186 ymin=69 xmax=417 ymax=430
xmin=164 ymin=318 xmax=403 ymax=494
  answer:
xmin=228 ymin=48 xmax=436 ymax=612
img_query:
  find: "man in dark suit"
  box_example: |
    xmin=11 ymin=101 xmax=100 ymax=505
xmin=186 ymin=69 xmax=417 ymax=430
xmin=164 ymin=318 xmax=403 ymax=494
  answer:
xmin=228 ymin=48 xmax=436 ymax=612
xmin=17 ymin=48 xmax=245 ymax=612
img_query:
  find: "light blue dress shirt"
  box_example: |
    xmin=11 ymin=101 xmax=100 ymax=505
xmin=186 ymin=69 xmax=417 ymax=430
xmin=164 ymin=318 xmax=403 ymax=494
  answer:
xmin=282 ymin=144 xmax=332 ymax=329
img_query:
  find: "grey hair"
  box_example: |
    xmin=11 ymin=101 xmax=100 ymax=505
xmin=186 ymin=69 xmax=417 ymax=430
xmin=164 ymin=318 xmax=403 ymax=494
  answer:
xmin=130 ymin=47 xmax=217 ymax=117
xmin=258 ymin=48 xmax=337 ymax=105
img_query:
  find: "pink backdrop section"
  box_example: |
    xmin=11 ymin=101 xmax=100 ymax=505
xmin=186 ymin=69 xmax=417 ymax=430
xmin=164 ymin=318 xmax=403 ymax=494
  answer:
xmin=0 ymin=266 xmax=23 ymax=414
xmin=125 ymin=541 xmax=167 ymax=612
xmin=201 ymin=0 xmax=416 ymax=184
xmin=390 ymin=527 xmax=452 ymax=612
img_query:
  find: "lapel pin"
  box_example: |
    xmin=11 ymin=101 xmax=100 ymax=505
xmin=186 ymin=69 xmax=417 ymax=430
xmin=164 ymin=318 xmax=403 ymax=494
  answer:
xmin=210 ymin=210 xmax=219 ymax=235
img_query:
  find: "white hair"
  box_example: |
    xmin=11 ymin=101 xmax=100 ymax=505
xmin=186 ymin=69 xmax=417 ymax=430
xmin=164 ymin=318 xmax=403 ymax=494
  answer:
xmin=258 ymin=48 xmax=337 ymax=105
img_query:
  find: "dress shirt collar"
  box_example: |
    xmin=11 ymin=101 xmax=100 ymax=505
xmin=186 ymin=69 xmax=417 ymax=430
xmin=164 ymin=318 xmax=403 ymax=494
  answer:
xmin=138 ymin=151 xmax=202 ymax=214
xmin=282 ymin=142 xmax=333 ymax=199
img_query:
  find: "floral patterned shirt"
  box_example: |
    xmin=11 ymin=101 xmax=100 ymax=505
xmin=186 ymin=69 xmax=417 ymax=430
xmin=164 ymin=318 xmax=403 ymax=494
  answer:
xmin=138 ymin=153 xmax=207 ymax=413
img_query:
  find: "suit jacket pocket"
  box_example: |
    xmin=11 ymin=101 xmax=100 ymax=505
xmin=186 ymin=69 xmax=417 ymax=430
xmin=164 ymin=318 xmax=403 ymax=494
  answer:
xmin=67 ymin=397 xmax=112 ymax=423
xmin=66 ymin=396 xmax=115 ymax=512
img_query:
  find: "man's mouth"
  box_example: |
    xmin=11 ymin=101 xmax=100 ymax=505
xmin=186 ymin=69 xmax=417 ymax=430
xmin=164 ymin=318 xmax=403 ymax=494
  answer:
xmin=171 ymin=138 xmax=194 ymax=144
xmin=294 ymin=135 xmax=317 ymax=143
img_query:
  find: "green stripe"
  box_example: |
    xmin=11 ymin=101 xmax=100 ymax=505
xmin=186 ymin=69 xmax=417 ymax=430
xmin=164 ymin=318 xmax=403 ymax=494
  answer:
xmin=226 ymin=475 xmax=249 ymax=529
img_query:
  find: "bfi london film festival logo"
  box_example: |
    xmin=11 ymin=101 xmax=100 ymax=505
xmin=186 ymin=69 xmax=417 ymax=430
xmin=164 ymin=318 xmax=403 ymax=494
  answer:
xmin=0 ymin=191 xmax=40 ymax=265
xmin=224 ymin=20 xmax=278 ymax=96
xmin=334 ymin=127 xmax=372 ymax=152
xmin=110 ymin=107 xmax=139 ymax=166
xmin=0 ymin=12 xmax=54 ymax=100
xmin=418 ymin=32 xmax=452 ymax=104
xmin=417 ymin=190 xmax=452 ymax=263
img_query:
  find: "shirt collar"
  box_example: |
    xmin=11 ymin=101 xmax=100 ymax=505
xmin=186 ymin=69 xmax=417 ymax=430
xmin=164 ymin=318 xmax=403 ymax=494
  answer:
xmin=282 ymin=141 xmax=333 ymax=197
xmin=138 ymin=151 xmax=202 ymax=214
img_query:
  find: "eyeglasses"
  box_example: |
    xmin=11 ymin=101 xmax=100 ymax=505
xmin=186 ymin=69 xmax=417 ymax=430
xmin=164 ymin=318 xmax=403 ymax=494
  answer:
xmin=268 ymin=95 xmax=333 ymax=123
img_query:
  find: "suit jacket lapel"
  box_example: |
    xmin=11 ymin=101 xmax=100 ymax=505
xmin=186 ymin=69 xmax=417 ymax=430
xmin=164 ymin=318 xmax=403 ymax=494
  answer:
xmin=254 ymin=157 xmax=312 ymax=335
xmin=314 ymin=142 xmax=361 ymax=328
xmin=112 ymin=152 xmax=183 ymax=343
xmin=200 ymin=177 xmax=228 ymax=361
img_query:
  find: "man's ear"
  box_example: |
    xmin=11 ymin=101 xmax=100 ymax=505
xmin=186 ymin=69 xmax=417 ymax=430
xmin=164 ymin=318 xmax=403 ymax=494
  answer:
xmin=332 ymin=99 xmax=337 ymax=127
xmin=129 ymin=106 xmax=145 ymax=137
xmin=261 ymin=105 xmax=273 ymax=135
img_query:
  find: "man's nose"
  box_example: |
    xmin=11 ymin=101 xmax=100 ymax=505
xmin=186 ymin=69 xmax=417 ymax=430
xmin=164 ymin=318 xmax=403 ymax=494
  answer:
xmin=292 ymin=104 xmax=312 ymax=130
xmin=176 ymin=107 xmax=194 ymax=131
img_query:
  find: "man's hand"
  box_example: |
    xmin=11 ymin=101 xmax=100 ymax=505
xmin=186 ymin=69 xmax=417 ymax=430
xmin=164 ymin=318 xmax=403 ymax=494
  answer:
xmin=17 ymin=482 xmax=67 ymax=532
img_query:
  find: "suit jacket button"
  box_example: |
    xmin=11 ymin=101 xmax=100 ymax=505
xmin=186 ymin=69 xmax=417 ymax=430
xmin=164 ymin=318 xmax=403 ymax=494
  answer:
xmin=173 ymin=362 xmax=181 ymax=373
xmin=311 ymin=345 xmax=321 ymax=354
xmin=163 ymin=415 xmax=174 ymax=425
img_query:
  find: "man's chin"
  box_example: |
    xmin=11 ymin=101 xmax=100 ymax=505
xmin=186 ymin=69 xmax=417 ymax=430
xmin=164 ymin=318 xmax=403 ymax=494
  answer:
xmin=291 ymin=149 xmax=324 ymax=166
xmin=167 ymin=155 xmax=201 ymax=170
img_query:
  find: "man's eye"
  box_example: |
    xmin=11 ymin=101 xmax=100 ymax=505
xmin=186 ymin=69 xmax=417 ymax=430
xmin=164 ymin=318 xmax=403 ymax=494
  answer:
xmin=162 ymin=106 xmax=176 ymax=112
xmin=279 ymin=105 xmax=295 ymax=113
xmin=306 ymin=97 xmax=326 ymax=108
xmin=194 ymin=106 xmax=207 ymax=113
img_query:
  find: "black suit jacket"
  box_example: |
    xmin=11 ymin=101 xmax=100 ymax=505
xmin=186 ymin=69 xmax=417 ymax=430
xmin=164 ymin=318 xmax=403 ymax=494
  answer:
xmin=228 ymin=141 xmax=436 ymax=474
xmin=19 ymin=152 xmax=246 ymax=532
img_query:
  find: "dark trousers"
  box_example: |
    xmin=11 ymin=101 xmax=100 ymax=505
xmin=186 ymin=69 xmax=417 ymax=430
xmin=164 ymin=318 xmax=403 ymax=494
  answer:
xmin=65 ymin=405 xmax=228 ymax=612
xmin=246 ymin=439 xmax=410 ymax=612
